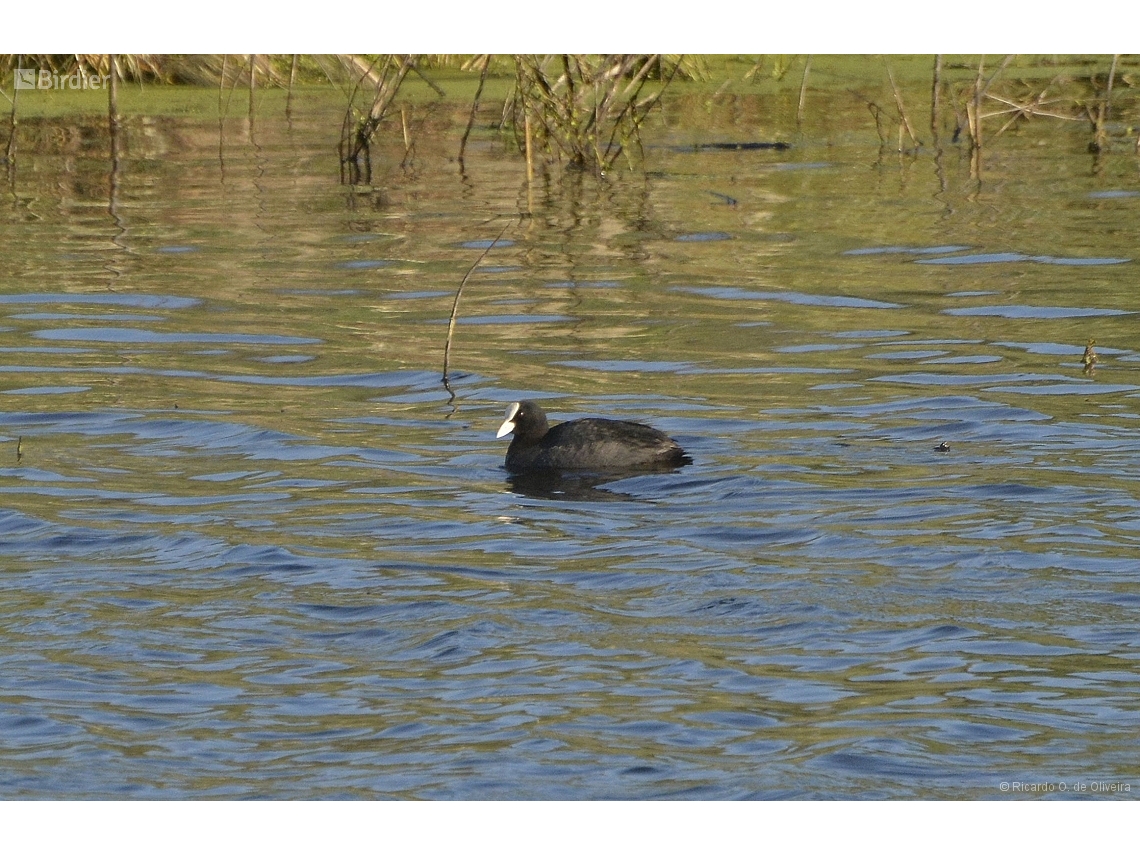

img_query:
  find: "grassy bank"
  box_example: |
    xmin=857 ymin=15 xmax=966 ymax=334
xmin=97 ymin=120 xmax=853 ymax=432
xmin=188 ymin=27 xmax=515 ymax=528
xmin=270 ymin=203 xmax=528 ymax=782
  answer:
xmin=3 ymin=54 xmax=1136 ymax=175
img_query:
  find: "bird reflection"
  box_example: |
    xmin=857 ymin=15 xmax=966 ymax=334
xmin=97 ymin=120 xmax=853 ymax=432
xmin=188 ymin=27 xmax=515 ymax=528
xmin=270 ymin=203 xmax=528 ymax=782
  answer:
xmin=506 ymin=470 xmax=646 ymax=501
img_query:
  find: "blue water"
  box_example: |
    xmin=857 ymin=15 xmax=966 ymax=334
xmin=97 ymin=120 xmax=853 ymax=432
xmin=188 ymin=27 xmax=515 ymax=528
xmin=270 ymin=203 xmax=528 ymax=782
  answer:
xmin=1 ymin=88 xmax=1139 ymax=799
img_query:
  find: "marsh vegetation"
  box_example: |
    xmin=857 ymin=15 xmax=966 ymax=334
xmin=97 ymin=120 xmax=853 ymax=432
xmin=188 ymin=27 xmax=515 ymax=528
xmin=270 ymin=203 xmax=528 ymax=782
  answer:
xmin=4 ymin=54 xmax=1136 ymax=180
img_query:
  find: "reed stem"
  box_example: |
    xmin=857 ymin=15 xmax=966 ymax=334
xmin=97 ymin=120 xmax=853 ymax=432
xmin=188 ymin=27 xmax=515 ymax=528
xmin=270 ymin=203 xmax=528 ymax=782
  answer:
xmin=286 ymin=54 xmax=298 ymax=119
xmin=931 ymin=54 xmax=942 ymax=144
xmin=797 ymin=56 xmax=812 ymax=126
xmin=458 ymin=54 xmax=492 ymax=165
xmin=886 ymin=62 xmax=920 ymax=149
xmin=442 ymin=220 xmax=515 ymax=386
xmin=248 ymin=54 xmax=256 ymax=123
xmin=108 ymin=54 xmax=119 ymax=134
xmin=972 ymin=56 xmax=984 ymax=150
xmin=524 ymin=111 xmax=535 ymax=185
xmin=1 ymin=57 xmax=21 ymax=177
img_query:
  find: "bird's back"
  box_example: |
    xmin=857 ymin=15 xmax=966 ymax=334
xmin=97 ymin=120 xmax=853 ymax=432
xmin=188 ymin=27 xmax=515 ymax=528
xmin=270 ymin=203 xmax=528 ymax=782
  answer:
xmin=507 ymin=417 xmax=690 ymax=472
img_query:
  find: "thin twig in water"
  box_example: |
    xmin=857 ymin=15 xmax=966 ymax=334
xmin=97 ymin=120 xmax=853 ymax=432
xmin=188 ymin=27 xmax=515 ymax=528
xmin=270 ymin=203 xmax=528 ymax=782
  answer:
xmin=442 ymin=220 xmax=515 ymax=388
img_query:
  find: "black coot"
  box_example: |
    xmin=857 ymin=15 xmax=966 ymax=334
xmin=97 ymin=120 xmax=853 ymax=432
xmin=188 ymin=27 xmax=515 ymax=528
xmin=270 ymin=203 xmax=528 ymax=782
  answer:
xmin=496 ymin=400 xmax=692 ymax=473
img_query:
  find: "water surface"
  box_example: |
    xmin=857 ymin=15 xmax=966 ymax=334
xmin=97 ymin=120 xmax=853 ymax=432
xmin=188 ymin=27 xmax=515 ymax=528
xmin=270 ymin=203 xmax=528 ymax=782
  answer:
xmin=1 ymin=84 xmax=1139 ymax=799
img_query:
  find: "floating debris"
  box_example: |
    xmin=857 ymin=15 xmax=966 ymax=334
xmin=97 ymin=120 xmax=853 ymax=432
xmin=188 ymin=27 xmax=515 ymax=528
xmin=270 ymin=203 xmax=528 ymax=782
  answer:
xmin=1083 ymin=338 xmax=1099 ymax=374
xmin=16 ymin=435 xmax=22 ymax=463
xmin=707 ymin=191 xmax=738 ymax=206
xmin=679 ymin=141 xmax=792 ymax=152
